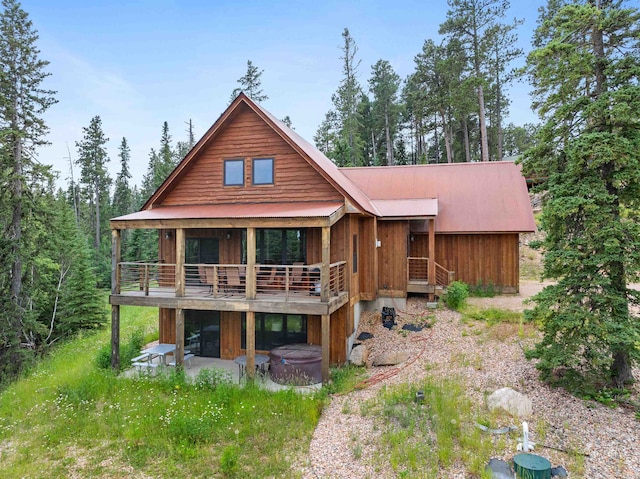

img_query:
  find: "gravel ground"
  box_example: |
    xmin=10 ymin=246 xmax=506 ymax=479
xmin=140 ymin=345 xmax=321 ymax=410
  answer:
xmin=298 ymin=291 xmax=640 ymax=479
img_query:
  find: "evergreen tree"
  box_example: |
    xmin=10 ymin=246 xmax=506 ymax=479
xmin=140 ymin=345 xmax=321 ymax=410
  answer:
xmin=0 ymin=0 xmax=56 ymax=380
xmin=523 ymin=0 xmax=640 ymax=388
xmin=439 ymin=0 xmax=517 ymax=162
xmin=112 ymin=137 xmax=132 ymax=218
xmin=75 ymin=115 xmax=111 ymax=253
xmin=369 ymin=59 xmax=401 ymax=166
xmin=230 ymin=60 xmax=268 ymax=103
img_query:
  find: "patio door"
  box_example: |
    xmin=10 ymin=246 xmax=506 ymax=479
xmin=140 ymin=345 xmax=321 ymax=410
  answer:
xmin=185 ymin=310 xmax=220 ymax=357
xmin=185 ymin=237 xmax=219 ymax=285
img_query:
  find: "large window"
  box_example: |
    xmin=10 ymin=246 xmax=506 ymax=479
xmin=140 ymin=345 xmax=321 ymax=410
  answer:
xmin=186 ymin=238 xmax=219 ymax=285
xmin=224 ymin=159 xmax=244 ymax=186
xmin=242 ymin=313 xmax=307 ymax=351
xmin=256 ymin=228 xmax=306 ymax=264
xmin=252 ymin=157 xmax=274 ymax=185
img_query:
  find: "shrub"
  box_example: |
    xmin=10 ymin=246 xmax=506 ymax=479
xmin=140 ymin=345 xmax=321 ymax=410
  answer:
xmin=95 ymin=329 xmax=145 ymax=370
xmin=444 ymin=281 xmax=469 ymax=310
xmin=194 ymin=367 xmax=233 ymax=391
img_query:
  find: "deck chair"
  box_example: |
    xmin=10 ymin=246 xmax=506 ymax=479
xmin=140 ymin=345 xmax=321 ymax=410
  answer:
xmin=225 ymin=267 xmax=242 ymax=293
xmin=203 ymin=265 xmax=215 ymax=294
xmin=291 ymin=262 xmax=305 ymax=291
xmin=257 ymin=267 xmax=277 ymax=293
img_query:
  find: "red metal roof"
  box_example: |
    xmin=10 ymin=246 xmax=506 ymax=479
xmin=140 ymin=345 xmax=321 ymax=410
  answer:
xmin=372 ymin=198 xmax=438 ymax=218
xmin=341 ymin=162 xmax=536 ymax=233
xmin=112 ymin=202 xmax=345 ymax=222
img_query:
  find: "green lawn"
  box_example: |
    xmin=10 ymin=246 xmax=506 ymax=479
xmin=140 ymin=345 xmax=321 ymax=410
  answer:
xmin=0 ymin=305 xmax=325 ymax=478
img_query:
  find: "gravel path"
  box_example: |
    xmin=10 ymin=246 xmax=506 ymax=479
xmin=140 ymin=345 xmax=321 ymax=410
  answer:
xmin=298 ymin=292 xmax=640 ymax=479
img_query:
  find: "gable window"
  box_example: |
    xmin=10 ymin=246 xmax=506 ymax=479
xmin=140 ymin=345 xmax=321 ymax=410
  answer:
xmin=252 ymin=157 xmax=274 ymax=185
xmin=224 ymin=159 xmax=244 ymax=186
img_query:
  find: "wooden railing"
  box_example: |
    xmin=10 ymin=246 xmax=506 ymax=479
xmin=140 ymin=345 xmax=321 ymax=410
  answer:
xmin=407 ymin=257 xmax=454 ymax=286
xmin=117 ymin=261 xmax=346 ymax=300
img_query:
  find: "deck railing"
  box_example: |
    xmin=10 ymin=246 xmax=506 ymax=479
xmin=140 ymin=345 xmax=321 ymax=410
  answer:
xmin=407 ymin=257 xmax=454 ymax=286
xmin=117 ymin=261 xmax=346 ymax=300
xmin=119 ymin=261 xmax=176 ymax=295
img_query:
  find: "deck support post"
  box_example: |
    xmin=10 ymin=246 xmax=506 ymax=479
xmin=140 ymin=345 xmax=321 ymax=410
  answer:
xmin=246 ymin=311 xmax=255 ymax=378
xmin=321 ymin=314 xmax=330 ymax=383
xmin=428 ymin=218 xmax=436 ymax=301
xmin=321 ymin=226 xmax=330 ymax=302
xmin=176 ymin=228 xmax=185 ymax=297
xmin=246 ymin=227 xmax=256 ymax=300
xmin=111 ymin=229 xmax=121 ymax=370
xmin=175 ymin=308 xmax=184 ymax=367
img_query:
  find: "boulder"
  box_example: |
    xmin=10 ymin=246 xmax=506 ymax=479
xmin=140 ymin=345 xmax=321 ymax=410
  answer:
xmin=487 ymin=387 xmax=532 ymax=418
xmin=349 ymin=344 xmax=369 ymax=366
xmin=372 ymin=351 xmax=410 ymax=367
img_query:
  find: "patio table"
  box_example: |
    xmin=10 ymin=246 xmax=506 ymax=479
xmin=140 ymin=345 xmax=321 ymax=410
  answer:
xmin=141 ymin=343 xmax=176 ymax=366
xmin=233 ymin=354 xmax=270 ymax=381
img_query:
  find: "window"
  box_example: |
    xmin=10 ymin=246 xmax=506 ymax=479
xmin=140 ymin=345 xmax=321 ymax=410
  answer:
xmin=256 ymin=228 xmax=306 ymax=264
xmin=242 ymin=314 xmax=307 ymax=350
xmin=252 ymin=157 xmax=274 ymax=185
xmin=224 ymin=159 xmax=244 ymax=186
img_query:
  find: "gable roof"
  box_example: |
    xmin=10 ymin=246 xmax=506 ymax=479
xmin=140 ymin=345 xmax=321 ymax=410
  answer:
xmin=341 ymin=162 xmax=535 ymax=233
xmin=143 ymin=93 xmax=378 ymax=216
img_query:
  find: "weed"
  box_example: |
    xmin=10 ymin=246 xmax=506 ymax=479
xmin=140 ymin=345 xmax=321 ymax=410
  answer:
xmin=444 ymin=281 xmax=469 ymax=310
xmin=220 ymin=445 xmax=240 ymax=477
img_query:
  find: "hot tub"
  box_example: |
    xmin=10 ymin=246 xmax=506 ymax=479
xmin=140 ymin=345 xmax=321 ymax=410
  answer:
xmin=269 ymin=344 xmax=322 ymax=385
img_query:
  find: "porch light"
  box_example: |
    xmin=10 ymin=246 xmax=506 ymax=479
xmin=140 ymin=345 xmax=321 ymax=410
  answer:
xmin=165 ymin=231 xmax=172 ymax=240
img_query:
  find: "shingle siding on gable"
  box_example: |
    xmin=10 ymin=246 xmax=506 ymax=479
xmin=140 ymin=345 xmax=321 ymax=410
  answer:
xmin=161 ymin=104 xmax=343 ymax=206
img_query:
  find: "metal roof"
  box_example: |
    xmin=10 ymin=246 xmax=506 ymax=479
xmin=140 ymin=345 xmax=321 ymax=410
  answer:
xmin=372 ymin=198 xmax=438 ymax=218
xmin=112 ymin=202 xmax=345 ymax=222
xmin=341 ymin=162 xmax=536 ymax=233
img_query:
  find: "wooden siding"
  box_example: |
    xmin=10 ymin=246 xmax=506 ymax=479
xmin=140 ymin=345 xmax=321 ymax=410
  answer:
xmin=160 ymin=104 xmax=343 ymax=206
xmin=220 ymin=312 xmax=242 ymax=359
xmin=358 ymin=217 xmax=376 ymax=299
xmin=308 ymin=307 xmax=347 ymax=364
xmin=159 ymin=308 xmax=175 ymax=344
xmin=377 ymin=221 xmax=409 ymax=296
xmin=410 ymin=233 xmax=520 ymax=291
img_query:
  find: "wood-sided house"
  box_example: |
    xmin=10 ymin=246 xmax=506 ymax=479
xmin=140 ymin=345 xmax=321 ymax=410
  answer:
xmin=109 ymin=93 xmax=535 ymax=381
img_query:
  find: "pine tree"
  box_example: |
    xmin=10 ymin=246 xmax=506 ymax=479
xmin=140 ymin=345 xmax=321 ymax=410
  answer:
xmin=230 ymin=60 xmax=268 ymax=103
xmin=112 ymin=137 xmax=132 ymax=218
xmin=369 ymin=60 xmax=401 ymax=166
xmin=0 ymin=0 xmax=56 ymax=379
xmin=523 ymin=0 xmax=640 ymax=388
xmin=75 ymin=115 xmax=111 ymax=252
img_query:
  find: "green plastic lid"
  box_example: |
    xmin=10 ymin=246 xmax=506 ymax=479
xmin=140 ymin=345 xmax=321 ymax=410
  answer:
xmin=513 ymin=453 xmax=552 ymax=479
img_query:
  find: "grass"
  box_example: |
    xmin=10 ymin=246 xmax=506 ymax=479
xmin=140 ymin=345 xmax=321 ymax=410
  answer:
xmin=0 ymin=305 xmax=325 ymax=478
xmin=362 ymin=376 xmax=510 ymax=478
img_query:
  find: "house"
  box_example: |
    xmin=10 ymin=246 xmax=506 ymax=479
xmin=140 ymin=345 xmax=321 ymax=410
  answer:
xmin=109 ymin=93 xmax=535 ymax=382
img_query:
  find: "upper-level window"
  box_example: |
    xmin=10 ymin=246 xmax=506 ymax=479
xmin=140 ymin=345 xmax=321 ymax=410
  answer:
xmin=224 ymin=159 xmax=244 ymax=186
xmin=252 ymin=157 xmax=274 ymax=185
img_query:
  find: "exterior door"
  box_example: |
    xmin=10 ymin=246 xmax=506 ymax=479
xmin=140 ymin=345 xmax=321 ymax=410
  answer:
xmin=185 ymin=310 xmax=220 ymax=357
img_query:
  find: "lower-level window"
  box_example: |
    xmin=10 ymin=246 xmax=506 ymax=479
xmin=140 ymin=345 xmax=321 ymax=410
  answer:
xmin=241 ymin=313 xmax=307 ymax=351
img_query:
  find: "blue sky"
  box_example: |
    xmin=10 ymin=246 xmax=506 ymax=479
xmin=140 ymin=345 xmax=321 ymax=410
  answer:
xmin=25 ymin=0 xmax=544 ymax=188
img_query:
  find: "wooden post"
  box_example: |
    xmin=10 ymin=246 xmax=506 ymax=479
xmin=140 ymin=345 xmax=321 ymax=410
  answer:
xmin=428 ymin=218 xmax=436 ymax=301
xmin=175 ymin=308 xmax=184 ymax=367
xmin=321 ymin=226 xmax=330 ymax=302
xmin=246 ymin=227 xmax=256 ymax=300
xmin=144 ymin=264 xmax=149 ymax=296
xmin=321 ymin=314 xmax=330 ymax=383
xmin=176 ymin=228 xmax=185 ymax=297
xmin=246 ymin=311 xmax=255 ymax=378
xmin=111 ymin=229 xmax=121 ymax=370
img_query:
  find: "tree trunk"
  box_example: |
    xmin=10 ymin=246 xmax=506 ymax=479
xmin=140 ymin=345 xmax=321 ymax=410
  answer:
xmin=495 ymin=65 xmax=503 ymax=161
xmin=385 ymin=107 xmax=393 ymax=166
xmin=94 ymin=181 xmax=100 ymax=250
xmin=10 ymin=135 xmax=23 ymax=304
xmin=477 ymin=84 xmax=490 ymax=162
xmin=439 ymin=109 xmax=452 ymax=163
xmin=371 ymin=131 xmax=377 ymax=165
xmin=462 ymin=116 xmax=471 ymax=162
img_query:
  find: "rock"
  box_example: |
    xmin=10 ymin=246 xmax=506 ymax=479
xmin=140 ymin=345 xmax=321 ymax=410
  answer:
xmin=372 ymin=351 xmax=410 ymax=366
xmin=485 ymin=458 xmax=514 ymax=479
xmin=357 ymin=332 xmax=373 ymax=340
xmin=349 ymin=344 xmax=368 ymax=366
xmin=487 ymin=387 xmax=532 ymax=418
